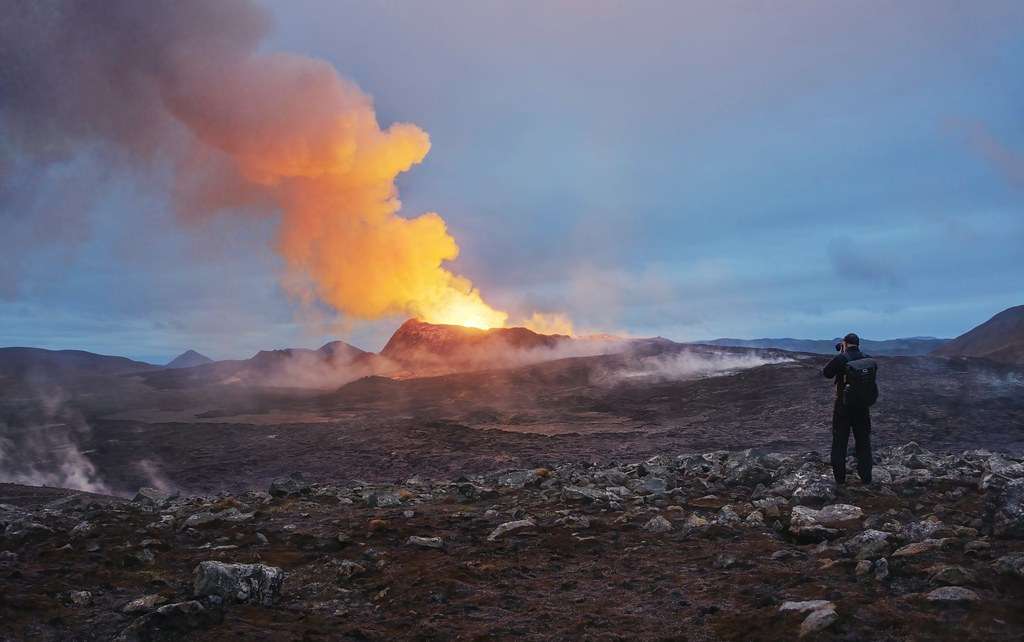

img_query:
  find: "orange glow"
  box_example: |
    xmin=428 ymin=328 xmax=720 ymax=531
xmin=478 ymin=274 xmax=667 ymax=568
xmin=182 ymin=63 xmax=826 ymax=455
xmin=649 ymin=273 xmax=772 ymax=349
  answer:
xmin=416 ymin=285 xmax=509 ymax=330
xmin=162 ymin=46 xmax=569 ymax=334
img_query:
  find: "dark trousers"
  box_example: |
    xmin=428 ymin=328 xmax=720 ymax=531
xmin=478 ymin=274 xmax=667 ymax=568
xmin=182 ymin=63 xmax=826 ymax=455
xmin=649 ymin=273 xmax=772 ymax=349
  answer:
xmin=831 ymin=399 xmax=872 ymax=484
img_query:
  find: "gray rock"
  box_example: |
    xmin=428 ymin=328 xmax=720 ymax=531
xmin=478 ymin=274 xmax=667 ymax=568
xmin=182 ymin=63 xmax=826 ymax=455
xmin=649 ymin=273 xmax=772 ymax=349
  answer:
xmin=925 ymin=586 xmax=980 ymax=603
xmin=192 ymin=561 xmax=284 ymax=606
xmin=487 ymin=519 xmax=536 ymax=541
xmin=336 ymin=560 xmax=366 ymax=579
xmin=928 ymin=565 xmax=976 ymax=586
xmin=892 ymin=538 xmax=949 ymax=558
xmin=779 ymin=599 xmax=834 ymax=613
xmin=68 ymin=590 xmax=92 ymax=606
xmin=855 ymin=559 xmax=872 ymax=576
xmin=406 ymin=536 xmax=444 ymax=549
xmin=554 ymin=514 xmax=591 ymax=530
xmin=792 ymin=479 xmax=837 ymax=506
xmin=992 ymin=478 xmax=1024 ymax=538
xmin=181 ymin=508 xmax=253 ymax=530
xmin=800 ymin=608 xmax=837 ymax=637
xmin=562 ymin=486 xmax=608 ymax=503
xmin=901 ymin=517 xmax=946 ymax=543
xmin=132 ymin=487 xmax=176 ymax=507
xmin=874 ymin=557 xmax=890 ymax=581
xmin=122 ymin=594 xmax=168 ymax=614
xmin=992 ymin=552 xmax=1024 ymax=578
xmin=643 ymin=515 xmax=673 ymax=533
xmin=964 ymin=540 xmax=990 ymax=556
xmin=792 ymin=504 xmax=863 ymax=529
xmin=269 ymin=473 xmax=310 ymax=497
xmin=365 ymin=492 xmax=403 ymax=508
xmin=496 ymin=469 xmax=541 ymax=488
xmin=639 ymin=477 xmax=668 ymax=495
xmin=842 ymin=529 xmax=893 ymax=560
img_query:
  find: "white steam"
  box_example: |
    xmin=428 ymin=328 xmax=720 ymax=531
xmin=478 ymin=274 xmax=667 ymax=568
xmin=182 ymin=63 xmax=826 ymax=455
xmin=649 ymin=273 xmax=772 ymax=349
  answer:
xmin=602 ymin=350 xmax=793 ymax=383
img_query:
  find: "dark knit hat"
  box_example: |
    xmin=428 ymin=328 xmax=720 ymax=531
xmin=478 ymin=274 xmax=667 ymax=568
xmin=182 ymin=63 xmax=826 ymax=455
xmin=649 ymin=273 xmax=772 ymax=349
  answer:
xmin=843 ymin=332 xmax=860 ymax=346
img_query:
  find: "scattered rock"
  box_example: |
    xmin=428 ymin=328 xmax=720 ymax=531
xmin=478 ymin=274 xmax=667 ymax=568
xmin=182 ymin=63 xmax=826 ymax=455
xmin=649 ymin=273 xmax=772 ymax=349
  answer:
xmin=643 ymin=515 xmax=673 ymax=533
xmin=874 ymin=557 xmax=890 ymax=581
xmin=842 ymin=530 xmax=893 ymax=560
xmin=132 ymin=487 xmax=176 ymax=507
xmin=800 ymin=607 xmax=838 ymax=637
xmin=992 ymin=552 xmax=1024 ymax=578
xmin=779 ymin=600 xmax=835 ymax=613
xmin=487 ymin=519 xmax=536 ymax=541
xmin=992 ymin=478 xmax=1024 ymax=538
xmin=496 ymin=469 xmax=541 ymax=488
xmin=68 ymin=590 xmax=92 ymax=606
xmin=269 ymin=473 xmax=310 ymax=497
xmin=925 ymin=586 xmax=980 ymax=603
xmin=123 ymin=594 xmax=169 ymax=614
xmin=892 ymin=539 xmax=949 ymax=558
xmin=192 ymin=561 xmax=284 ymax=606
xmin=928 ymin=565 xmax=976 ymax=586
xmin=406 ymin=536 xmax=444 ymax=549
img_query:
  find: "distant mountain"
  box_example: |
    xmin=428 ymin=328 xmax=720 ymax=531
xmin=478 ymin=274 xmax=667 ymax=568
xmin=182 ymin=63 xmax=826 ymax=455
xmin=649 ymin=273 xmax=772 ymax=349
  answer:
xmin=932 ymin=305 xmax=1024 ymax=364
xmin=165 ymin=349 xmax=213 ymax=369
xmin=699 ymin=336 xmax=949 ymax=356
xmin=0 ymin=347 xmax=157 ymax=378
xmin=141 ymin=341 xmax=375 ymax=389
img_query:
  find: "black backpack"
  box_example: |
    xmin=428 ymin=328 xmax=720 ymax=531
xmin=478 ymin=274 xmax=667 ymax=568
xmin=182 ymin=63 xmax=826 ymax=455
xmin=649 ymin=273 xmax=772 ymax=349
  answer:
xmin=843 ymin=357 xmax=878 ymax=408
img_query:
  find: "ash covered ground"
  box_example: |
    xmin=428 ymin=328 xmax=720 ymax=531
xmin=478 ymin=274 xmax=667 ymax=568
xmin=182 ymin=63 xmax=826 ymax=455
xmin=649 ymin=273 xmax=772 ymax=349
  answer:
xmin=2 ymin=342 xmax=1021 ymax=495
xmin=1 ymin=339 xmax=1023 ymax=640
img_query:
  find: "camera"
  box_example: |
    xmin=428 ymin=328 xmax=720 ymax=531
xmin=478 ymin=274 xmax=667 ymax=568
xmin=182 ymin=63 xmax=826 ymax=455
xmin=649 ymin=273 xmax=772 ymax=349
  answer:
xmin=835 ymin=342 xmax=843 ymax=352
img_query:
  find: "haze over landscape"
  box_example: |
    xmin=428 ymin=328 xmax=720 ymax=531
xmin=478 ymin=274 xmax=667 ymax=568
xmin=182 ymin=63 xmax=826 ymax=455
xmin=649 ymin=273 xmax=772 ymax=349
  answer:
xmin=1 ymin=1 xmax=1023 ymax=640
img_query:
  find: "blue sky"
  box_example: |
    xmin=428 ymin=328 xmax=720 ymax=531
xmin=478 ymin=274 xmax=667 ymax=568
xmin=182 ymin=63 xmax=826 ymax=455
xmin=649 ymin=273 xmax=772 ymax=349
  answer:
xmin=2 ymin=1 xmax=1023 ymax=363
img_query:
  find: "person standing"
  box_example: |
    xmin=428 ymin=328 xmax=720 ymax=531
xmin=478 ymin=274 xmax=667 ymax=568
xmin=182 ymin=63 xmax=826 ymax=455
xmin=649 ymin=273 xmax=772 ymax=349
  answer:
xmin=822 ymin=332 xmax=878 ymax=485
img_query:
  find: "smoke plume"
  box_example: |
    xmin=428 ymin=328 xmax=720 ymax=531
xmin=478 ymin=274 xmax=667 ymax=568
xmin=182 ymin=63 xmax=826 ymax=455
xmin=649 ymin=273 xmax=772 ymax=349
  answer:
xmin=0 ymin=0 xmax=532 ymax=329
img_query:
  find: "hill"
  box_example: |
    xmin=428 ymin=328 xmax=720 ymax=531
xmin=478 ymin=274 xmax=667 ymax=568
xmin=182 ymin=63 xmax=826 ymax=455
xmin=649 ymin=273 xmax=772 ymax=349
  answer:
xmin=0 ymin=347 xmax=157 ymax=378
xmin=165 ymin=349 xmax=213 ymax=369
xmin=932 ymin=305 xmax=1024 ymax=364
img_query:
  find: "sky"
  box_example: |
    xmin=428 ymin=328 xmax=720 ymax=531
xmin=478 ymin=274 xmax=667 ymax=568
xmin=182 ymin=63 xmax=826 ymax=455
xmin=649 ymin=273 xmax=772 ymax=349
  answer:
xmin=2 ymin=0 xmax=1023 ymax=363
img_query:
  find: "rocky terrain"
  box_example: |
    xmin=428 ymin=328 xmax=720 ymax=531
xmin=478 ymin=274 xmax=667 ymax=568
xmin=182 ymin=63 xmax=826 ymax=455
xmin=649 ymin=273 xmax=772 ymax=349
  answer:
xmin=2 ymin=442 xmax=1023 ymax=640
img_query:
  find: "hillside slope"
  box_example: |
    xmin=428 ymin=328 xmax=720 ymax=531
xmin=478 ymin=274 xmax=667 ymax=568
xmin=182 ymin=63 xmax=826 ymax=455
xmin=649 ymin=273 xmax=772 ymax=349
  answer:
xmin=932 ymin=305 xmax=1024 ymax=364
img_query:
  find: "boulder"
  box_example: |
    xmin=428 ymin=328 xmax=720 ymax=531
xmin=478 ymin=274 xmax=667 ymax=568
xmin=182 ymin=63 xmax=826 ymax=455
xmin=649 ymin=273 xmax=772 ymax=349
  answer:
xmin=192 ymin=561 xmax=284 ymax=606
xmin=269 ymin=473 xmax=310 ymax=497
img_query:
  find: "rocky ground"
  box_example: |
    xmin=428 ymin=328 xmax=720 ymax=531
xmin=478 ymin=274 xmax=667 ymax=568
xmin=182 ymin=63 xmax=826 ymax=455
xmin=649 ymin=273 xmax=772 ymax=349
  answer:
xmin=2 ymin=442 xmax=1023 ymax=641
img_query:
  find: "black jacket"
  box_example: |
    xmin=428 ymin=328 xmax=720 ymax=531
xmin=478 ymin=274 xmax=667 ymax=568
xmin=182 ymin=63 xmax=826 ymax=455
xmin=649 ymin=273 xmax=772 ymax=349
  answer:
xmin=823 ymin=347 xmax=869 ymax=397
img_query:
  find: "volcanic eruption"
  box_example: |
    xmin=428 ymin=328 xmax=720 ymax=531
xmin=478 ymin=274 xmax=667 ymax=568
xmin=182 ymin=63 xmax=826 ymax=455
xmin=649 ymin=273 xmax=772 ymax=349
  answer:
xmin=0 ymin=0 xmax=565 ymax=334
